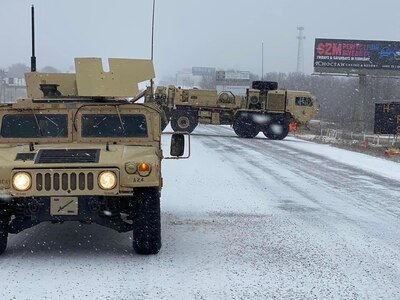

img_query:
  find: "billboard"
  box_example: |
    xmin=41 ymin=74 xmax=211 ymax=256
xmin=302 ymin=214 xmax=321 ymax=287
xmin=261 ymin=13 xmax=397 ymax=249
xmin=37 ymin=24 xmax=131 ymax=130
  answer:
xmin=216 ymin=70 xmax=250 ymax=81
xmin=192 ymin=67 xmax=216 ymax=76
xmin=216 ymin=85 xmax=248 ymax=96
xmin=314 ymin=38 xmax=400 ymax=76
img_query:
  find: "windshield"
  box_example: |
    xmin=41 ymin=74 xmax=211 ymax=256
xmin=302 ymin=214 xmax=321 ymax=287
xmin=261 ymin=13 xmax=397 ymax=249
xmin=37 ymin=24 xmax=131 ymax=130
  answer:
xmin=81 ymin=114 xmax=148 ymax=138
xmin=1 ymin=114 xmax=68 ymax=138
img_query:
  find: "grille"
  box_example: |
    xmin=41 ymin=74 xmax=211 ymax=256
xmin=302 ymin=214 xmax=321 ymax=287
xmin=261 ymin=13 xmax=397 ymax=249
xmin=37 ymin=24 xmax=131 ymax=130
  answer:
xmin=35 ymin=149 xmax=100 ymax=164
xmin=36 ymin=172 xmax=94 ymax=192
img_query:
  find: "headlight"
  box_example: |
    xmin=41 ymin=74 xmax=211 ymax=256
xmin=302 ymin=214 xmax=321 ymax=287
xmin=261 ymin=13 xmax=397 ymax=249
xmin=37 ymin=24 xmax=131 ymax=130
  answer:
xmin=98 ymin=171 xmax=117 ymax=190
xmin=137 ymin=163 xmax=152 ymax=177
xmin=12 ymin=172 xmax=32 ymax=191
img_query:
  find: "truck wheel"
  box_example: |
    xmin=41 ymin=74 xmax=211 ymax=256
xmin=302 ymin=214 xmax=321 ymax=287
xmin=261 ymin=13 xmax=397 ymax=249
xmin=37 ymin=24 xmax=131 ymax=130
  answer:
xmin=132 ymin=187 xmax=161 ymax=255
xmin=263 ymin=119 xmax=289 ymax=140
xmin=171 ymin=110 xmax=198 ymax=133
xmin=0 ymin=212 xmax=9 ymax=255
xmin=233 ymin=115 xmax=259 ymax=138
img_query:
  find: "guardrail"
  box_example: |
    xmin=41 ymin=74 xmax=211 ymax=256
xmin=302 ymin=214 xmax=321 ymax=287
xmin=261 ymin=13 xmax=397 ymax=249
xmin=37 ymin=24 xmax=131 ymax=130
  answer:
xmin=294 ymin=127 xmax=399 ymax=147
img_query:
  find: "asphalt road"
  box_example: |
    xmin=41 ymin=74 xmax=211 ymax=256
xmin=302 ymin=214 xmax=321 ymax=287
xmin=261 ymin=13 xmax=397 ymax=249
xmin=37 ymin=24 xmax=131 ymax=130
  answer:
xmin=0 ymin=125 xmax=399 ymax=299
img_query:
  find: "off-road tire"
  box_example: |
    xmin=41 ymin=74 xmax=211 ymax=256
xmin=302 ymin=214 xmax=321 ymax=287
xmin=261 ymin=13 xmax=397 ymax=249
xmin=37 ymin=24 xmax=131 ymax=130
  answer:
xmin=132 ymin=187 xmax=161 ymax=255
xmin=171 ymin=109 xmax=198 ymax=133
xmin=0 ymin=210 xmax=9 ymax=255
xmin=233 ymin=114 xmax=259 ymax=138
xmin=263 ymin=119 xmax=289 ymax=140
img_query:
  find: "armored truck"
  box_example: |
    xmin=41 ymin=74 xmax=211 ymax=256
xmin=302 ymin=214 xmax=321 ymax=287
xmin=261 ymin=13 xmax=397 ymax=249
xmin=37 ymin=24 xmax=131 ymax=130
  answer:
xmin=146 ymin=81 xmax=318 ymax=140
xmin=0 ymin=57 xmax=187 ymax=255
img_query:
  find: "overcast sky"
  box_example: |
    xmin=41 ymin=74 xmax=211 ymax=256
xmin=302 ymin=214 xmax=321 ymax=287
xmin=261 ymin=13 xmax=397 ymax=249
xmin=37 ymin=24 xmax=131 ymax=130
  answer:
xmin=1 ymin=0 xmax=400 ymax=80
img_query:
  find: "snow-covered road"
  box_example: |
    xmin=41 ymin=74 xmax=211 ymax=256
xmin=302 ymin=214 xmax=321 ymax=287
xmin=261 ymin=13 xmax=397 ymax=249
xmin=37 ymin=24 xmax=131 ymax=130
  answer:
xmin=1 ymin=125 xmax=399 ymax=299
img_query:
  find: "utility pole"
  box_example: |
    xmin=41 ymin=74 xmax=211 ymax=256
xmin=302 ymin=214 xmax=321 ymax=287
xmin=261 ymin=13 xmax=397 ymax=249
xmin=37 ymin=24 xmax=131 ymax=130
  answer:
xmin=296 ymin=26 xmax=305 ymax=73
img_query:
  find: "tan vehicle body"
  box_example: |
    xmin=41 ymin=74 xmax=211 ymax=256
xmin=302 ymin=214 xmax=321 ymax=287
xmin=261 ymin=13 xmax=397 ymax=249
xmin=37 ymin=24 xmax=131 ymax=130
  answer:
xmin=0 ymin=57 xmax=185 ymax=255
xmin=169 ymin=87 xmax=317 ymax=125
xmin=0 ymin=100 xmax=162 ymax=198
xmin=25 ymin=58 xmax=155 ymax=98
xmin=147 ymin=83 xmax=317 ymax=139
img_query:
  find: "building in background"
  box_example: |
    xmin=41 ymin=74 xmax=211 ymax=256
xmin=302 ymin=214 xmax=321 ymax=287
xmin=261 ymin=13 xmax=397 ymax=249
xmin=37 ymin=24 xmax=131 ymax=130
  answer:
xmin=216 ymin=70 xmax=251 ymax=95
xmin=175 ymin=67 xmax=251 ymax=95
xmin=0 ymin=74 xmax=26 ymax=103
xmin=176 ymin=68 xmax=202 ymax=88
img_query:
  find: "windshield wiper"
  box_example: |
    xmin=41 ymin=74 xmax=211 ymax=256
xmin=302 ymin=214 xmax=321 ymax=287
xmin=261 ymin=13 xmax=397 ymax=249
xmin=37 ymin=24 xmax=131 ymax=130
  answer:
xmin=56 ymin=128 xmax=65 ymax=137
xmin=115 ymin=105 xmax=126 ymax=134
xmin=31 ymin=109 xmax=43 ymax=136
xmin=94 ymin=116 xmax=107 ymax=128
xmin=44 ymin=116 xmax=58 ymax=127
xmin=44 ymin=116 xmax=64 ymax=136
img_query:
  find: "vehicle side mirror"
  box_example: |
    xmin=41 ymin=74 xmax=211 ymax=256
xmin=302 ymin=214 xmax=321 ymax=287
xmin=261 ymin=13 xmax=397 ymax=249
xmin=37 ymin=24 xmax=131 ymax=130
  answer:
xmin=170 ymin=133 xmax=185 ymax=157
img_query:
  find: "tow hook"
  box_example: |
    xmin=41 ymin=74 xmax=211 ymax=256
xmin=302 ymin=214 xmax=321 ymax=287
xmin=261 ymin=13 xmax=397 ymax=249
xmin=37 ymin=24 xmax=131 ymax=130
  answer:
xmin=28 ymin=199 xmax=42 ymax=214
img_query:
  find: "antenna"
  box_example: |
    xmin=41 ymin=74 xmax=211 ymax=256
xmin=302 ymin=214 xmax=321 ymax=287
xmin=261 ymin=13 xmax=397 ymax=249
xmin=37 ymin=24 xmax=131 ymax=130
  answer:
xmin=31 ymin=5 xmax=37 ymax=72
xmin=261 ymin=42 xmax=264 ymax=81
xmin=296 ymin=26 xmax=305 ymax=73
xmin=150 ymin=0 xmax=156 ymax=99
xmin=151 ymin=0 xmax=155 ymax=62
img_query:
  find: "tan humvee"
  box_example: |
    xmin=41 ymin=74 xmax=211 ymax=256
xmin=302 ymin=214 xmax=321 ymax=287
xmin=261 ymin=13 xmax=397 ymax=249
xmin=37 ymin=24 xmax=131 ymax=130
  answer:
xmin=0 ymin=58 xmax=187 ymax=255
xmin=146 ymin=81 xmax=318 ymax=140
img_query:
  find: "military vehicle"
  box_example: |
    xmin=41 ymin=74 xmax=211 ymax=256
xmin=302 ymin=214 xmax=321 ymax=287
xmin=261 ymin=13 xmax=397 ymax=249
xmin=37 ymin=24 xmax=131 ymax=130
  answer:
xmin=146 ymin=81 xmax=318 ymax=140
xmin=0 ymin=7 xmax=188 ymax=256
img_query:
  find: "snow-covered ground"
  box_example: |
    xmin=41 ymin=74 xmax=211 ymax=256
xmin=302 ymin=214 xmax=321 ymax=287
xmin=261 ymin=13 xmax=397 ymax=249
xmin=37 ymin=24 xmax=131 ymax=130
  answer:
xmin=0 ymin=125 xmax=399 ymax=299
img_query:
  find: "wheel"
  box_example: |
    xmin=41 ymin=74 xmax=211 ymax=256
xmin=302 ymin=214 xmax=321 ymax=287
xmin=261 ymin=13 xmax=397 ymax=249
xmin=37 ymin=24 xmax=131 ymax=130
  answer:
xmin=170 ymin=109 xmax=198 ymax=133
xmin=132 ymin=187 xmax=161 ymax=255
xmin=233 ymin=114 xmax=259 ymax=138
xmin=263 ymin=119 xmax=289 ymax=140
xmin=0 ymin=209 xmax=9 ymax=255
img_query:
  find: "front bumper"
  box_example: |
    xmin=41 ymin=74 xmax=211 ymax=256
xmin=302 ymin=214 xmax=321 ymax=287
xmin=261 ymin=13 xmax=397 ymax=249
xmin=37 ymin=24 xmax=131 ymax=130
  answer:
xmin=6 ymin=196 xmax=133 ymax=234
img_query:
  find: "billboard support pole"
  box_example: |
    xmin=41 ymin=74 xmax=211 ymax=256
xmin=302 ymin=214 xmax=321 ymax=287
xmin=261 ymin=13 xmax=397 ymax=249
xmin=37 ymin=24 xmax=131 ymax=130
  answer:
xmin=357 ymin=75 xmax=367 ymax=132
xmin=355 ymin=74 xmax=374 ymax=133
xmin=360 ymin=74 xmax=375 ymax=132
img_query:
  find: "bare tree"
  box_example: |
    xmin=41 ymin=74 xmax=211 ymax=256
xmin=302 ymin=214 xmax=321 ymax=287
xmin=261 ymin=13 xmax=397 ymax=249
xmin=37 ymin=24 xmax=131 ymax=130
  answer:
xmin=7 ymin=63 xmax=29 ymax=78
xmin=40 ymin=66 xmax=60 ymax=73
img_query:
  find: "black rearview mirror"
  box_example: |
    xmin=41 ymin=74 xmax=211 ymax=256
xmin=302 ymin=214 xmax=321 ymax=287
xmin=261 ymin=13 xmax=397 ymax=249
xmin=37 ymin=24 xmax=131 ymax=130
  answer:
xmin=170 ymin=134 xmax=185 ymax=157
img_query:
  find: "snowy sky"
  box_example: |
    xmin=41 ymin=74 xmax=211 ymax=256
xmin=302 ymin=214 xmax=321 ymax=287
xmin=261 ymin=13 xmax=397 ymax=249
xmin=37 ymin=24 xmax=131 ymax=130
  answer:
xmin=1 ymin=0 xmax=400 ymax=78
